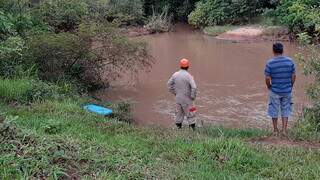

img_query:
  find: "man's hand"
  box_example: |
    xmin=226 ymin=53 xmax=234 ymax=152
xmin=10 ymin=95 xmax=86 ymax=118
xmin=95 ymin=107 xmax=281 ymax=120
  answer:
xmin=292 ymin=74 xmax=296 ymax=86
xmin=265 ymin=76 xmax=272 ymax=90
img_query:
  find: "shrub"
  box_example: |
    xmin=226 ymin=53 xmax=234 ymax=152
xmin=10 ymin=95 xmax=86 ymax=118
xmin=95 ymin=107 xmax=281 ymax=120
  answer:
xmin=145 ymin=7 xmax=172 ymax=33
xmin=0 ymin=0 xmax=40 ymax=38
xmin=0 ymin=1 xmax=49 ymax=79
xmin=27 ymin=32 xmax=87 ymax=83
xmin=144 ymin=0 xmax=200 ymax=22
xmin=0 ymin=11 xmax=17 ymax=40
xmin=275 ymin=0 xmax=320 ymax=37
xmin=0 ymin=36 xmax=26 ymax=78
xmin=188 ymin=0 xmax=264 ymax=27
xmin=107 ymin=0 xmax=144 ymax=25
xmin=84 ymin=0 xmax=145 ymax=25
xmin=28 ymin=24 xmax=153 ymax=90
xmin=84 ymin=0 xmax=110 ymax=23
xmin=77 ymin=23 xmax=153 ymax=88
xmin=38 ymin=0 xmax=88 ymax=32
xmin=291 ymin=33 xmax=320 ymax=141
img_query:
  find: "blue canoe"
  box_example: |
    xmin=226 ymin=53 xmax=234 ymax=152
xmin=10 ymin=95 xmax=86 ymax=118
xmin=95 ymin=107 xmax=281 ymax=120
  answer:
xmin=83 ymin=104 xmax=113 ymax=116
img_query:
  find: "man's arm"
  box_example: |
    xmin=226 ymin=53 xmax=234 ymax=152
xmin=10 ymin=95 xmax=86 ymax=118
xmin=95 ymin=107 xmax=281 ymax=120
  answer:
xmin=190 ymin=76 xmax=197 ymax=100
xmin=167 ymin=75 xmax=176 ymax=95
xmin=291 ymin=62 xmax=296 ymax=86
xmin=264 ymin=63 xmax=271 ymax=90
xmin=265 ymin=76 xmax=271 ymax=90
xmin=291 ymin=73 xmax=296 ymax=86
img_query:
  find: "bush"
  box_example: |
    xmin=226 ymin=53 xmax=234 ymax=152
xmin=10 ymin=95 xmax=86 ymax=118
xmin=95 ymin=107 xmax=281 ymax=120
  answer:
xmin=188 ymin=0 xmax=264 ymax=27
xmin=145 ymin=8 xmax=172 ymax=33
xmin=0 ymin=11 xmax=17 ymax=40
xmin=107 ymin=0 xmax=144 ymax=25
xmin=0 ymin=0 xmax=41 ymax=38
xmin=38 ymin=0 xmax=88 ymax=32
xmin=84 ymin=0 xmax=110 ymax=23
xmin=27 ymin=24 xmax=153 ymax=90
xmin=0 ymin=36 xmax=31 ymax=78
xmin=144 ymin=0 xmax=199 ymax=22
xmin=77 ymin=23 xmax=153 ymax=88
xmin=275 ymin=0 xmax=320 ymax=37
xmin=27 ymin=32 xmax=87 ymax=83
xmin=0 ymin=1 xmax=49 ymax=79
xmin=291 ymin=33 xmax=320 ymax=141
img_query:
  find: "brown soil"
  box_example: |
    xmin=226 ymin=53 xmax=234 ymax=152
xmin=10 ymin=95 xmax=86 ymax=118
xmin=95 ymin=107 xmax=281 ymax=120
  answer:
xmin=216 ymin=26 xmax=290 ymax=42
xmin=249 ymin=136 xmax=320 ymax=150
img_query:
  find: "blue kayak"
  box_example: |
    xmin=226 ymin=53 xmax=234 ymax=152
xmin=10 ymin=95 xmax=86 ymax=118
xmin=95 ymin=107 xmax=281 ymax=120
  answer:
xmin=83 ymin=104 xmax=113 ymax=116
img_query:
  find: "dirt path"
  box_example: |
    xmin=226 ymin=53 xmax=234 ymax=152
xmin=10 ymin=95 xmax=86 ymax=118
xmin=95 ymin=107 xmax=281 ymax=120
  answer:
xmin=250 ymin=136 xmax=320 ymax=150
xmin=216 ymin=26 xmax=289 ymax=42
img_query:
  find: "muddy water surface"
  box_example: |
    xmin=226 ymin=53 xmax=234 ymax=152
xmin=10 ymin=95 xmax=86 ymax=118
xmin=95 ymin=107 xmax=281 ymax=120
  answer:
xmin=97 ymin=25 xmax=309 ymax=129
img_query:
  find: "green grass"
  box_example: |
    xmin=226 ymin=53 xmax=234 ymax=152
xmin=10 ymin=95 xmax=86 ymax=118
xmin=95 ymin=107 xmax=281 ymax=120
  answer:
xmin=0 ymin=78 xmax=33 ymax=103
xmin=203 ymin=26 xmax=238 ymax=36
xmin=1 ymin=99 xmax=320 ymax=179
xmin=0 ymin=78 xmax=68 ymax=103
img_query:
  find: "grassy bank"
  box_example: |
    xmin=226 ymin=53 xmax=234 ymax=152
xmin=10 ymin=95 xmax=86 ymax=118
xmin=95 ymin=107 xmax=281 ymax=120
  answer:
xmin=1 ymin=97 xmax=320 ymax=179
xmin=203 ymin=25 xmax=290 ymax=40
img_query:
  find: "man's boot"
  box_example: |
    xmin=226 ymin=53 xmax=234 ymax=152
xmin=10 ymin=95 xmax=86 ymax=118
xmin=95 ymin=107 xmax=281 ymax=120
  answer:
xmin=176 ymin=123 xmax=182 ymax=129
xmin=189 ymin=123 xmax=196 ymax=131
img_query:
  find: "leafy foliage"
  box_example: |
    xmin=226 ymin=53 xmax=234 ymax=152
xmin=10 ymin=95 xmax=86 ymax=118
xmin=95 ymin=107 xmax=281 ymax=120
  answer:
xmin=145 ymin=7 xmax=172 ymax=33
xmin=144 ymin=0 xmax=200 ymax=22
xmin=0 ymin=36 xmax=25 ymax=77
xmin=188 ymin=0 xmax=264 ymax=27
xmin=0 ymin=0 xmax=153 ymax=93
xmin=275 ymin=0 xmax=320 ymax=37
xmin=38 ymin=0 xmax=88 ymax=32
xmin=291 ymin=33 xmax=320 ymax=140
xmin=27 ymin=24 xmax=152 ymax=90
xmin=108 ymin=0 xmax=144 ymax=25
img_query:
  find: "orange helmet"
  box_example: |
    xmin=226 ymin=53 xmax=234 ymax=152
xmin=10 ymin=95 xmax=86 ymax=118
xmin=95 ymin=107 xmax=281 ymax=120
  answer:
xmin=180 ymin=58 xmax=189 ymax=68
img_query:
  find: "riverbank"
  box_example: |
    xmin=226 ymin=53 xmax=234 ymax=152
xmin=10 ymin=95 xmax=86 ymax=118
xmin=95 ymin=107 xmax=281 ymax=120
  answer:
xmin=204 ymin=25 xmax=290 ymax=42
xmin=1 ymin=97 xmax=320 ymax=179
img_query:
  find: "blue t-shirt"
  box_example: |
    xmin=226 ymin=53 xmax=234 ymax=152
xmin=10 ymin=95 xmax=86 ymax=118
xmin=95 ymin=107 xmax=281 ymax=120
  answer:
xmin=264 ymin=56 xmax=296 ymax=95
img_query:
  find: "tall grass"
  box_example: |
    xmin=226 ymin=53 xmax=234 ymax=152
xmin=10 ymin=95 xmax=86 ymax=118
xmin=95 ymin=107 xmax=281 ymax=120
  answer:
xmin=0 ymin=78 xmax=33 ymax=103
xmin=0 ymin=78 xmax=72 ymax=103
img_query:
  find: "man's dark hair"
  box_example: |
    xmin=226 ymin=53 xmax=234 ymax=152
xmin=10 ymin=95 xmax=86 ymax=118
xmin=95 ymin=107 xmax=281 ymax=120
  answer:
xmin=181 ymin=67 xmax=189 ymax=70
xmin=273 ymin=42 xmax=284 ymax=54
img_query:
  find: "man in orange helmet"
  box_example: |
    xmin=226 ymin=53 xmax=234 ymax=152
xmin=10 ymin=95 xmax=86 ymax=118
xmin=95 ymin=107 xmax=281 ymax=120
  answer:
xmin=167 ymin=59 xmax=197 ymax=130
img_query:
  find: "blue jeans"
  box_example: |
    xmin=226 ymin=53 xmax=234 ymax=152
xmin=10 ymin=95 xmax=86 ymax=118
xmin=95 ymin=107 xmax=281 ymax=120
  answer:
xmin=268 ymin=91 xmax=293 ymax=118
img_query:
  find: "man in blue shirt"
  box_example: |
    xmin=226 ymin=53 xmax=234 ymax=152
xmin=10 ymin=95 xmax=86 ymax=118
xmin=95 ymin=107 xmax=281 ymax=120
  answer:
xmin=264 ymin=43 xmax=296 ymax=136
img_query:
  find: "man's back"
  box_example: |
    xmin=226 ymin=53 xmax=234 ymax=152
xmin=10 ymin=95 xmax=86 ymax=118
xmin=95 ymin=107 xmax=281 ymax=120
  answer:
xmin=167 ymin=70 xmax=197 ymax=105
xmin=265 ymin=56 xmax=296 ymax=95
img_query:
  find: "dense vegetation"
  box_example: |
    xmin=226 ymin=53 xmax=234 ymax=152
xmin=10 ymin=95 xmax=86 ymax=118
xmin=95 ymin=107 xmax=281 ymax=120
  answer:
xmin=0 ymin=0 xmax=153 ymax=91
xmin=188 ymin=0 xmax=267 ymax=26
xmin=290 ymin=33 xmax=320 ymax=141
xmin=274 ymin=0 xmax=320 ymax=38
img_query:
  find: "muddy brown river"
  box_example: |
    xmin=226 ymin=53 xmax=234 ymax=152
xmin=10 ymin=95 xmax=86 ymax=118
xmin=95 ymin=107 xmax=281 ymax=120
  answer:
xmin=97 ymin=25 xmax=309 ymax=129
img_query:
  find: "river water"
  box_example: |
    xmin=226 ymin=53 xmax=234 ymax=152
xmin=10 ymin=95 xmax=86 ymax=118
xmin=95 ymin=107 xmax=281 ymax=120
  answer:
xmin=97 ymin=25 xmax=309 ymax=129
